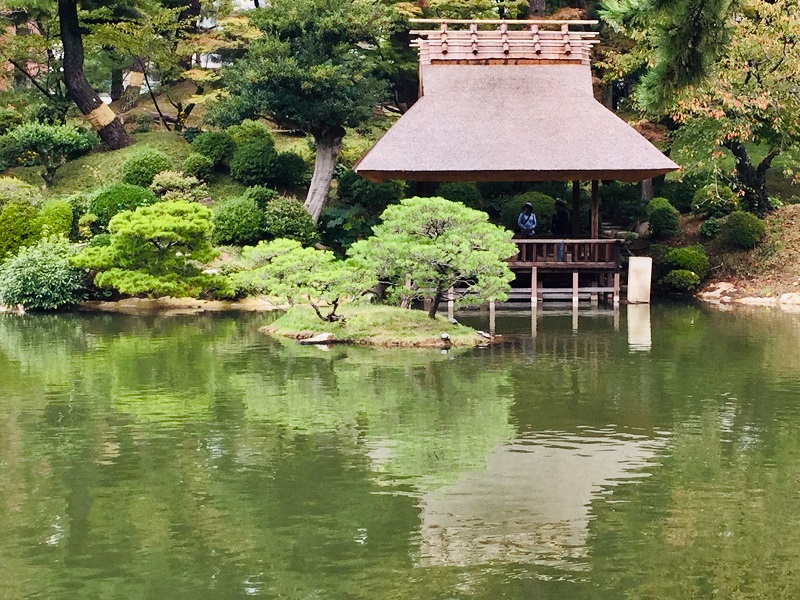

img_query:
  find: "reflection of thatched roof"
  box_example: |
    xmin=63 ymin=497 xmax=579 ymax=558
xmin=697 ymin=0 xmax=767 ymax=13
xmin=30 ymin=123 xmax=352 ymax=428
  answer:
xmin=355 ymin=62 xmax=678 ymax=183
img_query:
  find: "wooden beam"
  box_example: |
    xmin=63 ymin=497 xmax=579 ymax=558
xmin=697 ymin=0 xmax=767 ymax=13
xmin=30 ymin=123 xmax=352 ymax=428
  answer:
xmin=572 ymin=180 xmax=580 ymax=235
xmin=591 ymin=179 xmax=600 ymax=239
xmin=409 ymin=18 xmax=599 ymax=25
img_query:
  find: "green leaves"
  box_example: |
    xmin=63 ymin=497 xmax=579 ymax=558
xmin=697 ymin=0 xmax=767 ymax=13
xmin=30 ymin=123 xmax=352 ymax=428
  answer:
xmin=348 ymin=197 xmax=517 ymax=313
xmin=72 ymin=200 xmax=230 ymax=299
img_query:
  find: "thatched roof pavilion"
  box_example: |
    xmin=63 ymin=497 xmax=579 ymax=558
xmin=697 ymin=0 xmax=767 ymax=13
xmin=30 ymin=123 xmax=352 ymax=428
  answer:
xmin=354 ymin=19 xmax=679 ymax=237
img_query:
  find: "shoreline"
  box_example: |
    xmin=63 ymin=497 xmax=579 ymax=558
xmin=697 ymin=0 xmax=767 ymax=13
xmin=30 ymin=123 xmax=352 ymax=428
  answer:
xmin=698 ymin=282 xmax=800 ymax=312
xmin=1 ymin=296 xmax=286 ymax=316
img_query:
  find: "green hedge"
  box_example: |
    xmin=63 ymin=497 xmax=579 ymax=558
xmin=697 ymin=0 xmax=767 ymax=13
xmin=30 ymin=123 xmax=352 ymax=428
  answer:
xmin=263 ymin=196 xmax=319 ymax=246
xmin=229 ymin=139 xmax=278 ymax=187
xmin=88 ymin=183 xmax=158 ymax=228
xmin=37 ymin=199 xmax=73 ymax=237
xmin=692 ymin=184 xmax=739 ymax=218
xmin=647 ymin=197 xmax=680 ymax=239
xmin=719 ymin=211 xmax=766 ymax=249
xmin=437 ymin=182 xmax=484 ymax=210
xmin=190 ymin=131 xmax=237 ymax=168
xmin=662 ymin=245 xmax=710 ymax=279
xmin=212 ymin=195 xmax=264 ymax=246
xmin=0 ymin=201 xmax=41 ymax=259
xmin=120 ymin=147 xmax=173 ymax=187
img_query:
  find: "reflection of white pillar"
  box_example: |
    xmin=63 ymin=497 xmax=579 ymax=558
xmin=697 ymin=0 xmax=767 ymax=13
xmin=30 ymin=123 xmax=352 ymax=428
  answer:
xmin=572 ymin=304 xmax=579 ymax=332
xmin=627 ymin=304 xmax=652 ymax=351
xmin=531 ymin=306 xmax=537 ymax=338
xmin=627 ymin=257 xmax=652 ymax=303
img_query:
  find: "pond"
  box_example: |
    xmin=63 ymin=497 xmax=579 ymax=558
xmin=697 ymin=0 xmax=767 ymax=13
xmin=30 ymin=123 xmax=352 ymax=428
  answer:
xmin=2 ymin=304 xmax=800 ymax=599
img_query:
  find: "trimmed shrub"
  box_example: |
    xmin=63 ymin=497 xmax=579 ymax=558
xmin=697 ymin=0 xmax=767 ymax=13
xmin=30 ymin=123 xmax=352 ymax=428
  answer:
xmin=37 ymin=199 xmax=73 ymax=237
xmin=660 ymin=269 xmax=701 ymax=293
xmin=699 ymin=217 xmax=721 ymax=238
xmin=0 ymin=237 xmax=84 ymax=310
xmin=0 ymin=176 xmax=40 ymax=207
xmin=647 ymin=197 xmax=680 ymax=239
xmin=271 ymin=151 xmax=310 ymax=187
xmin=0 ymin=201 xmax=42 ymax=259
xmin=211 ymin=195 xmax=264 ymax=246
xmin=78 ymin=213 xmax=101 ymax=240
xmin=229 ymin=139 xmax=278 ymax=186
xmin=120 ymin=146 xmax=173 ymax=187
xmin=242 ymin=185 xmax=279 ymax=210
xmin=437 ymin=182 xmax=483 ymax=209
xmin=226 ymin=120 xmax=273 ymax=145
xmin=89 ymin=233 xmax=112 ymax=247
xmin=190 ymin=131 xmax=237 ymax=167
xmin=500 ymin=192 xmax=556 ymax=234
xmin=182 ymin=152 xmax=214 ymax=181
xmin=719 ymin=211 xmax=766 ymax=249
xmin=336 ymin=169 xmax=404 ymax=210
xmin=149 ymin=170 xmax=206 ymax=202
xmin=656 ymin=179 xmax=700 ymax=214
xmin=133 ymin=113 xmax=154 ymax=133
xmin=263 ymin=196 xmax=319 ymax=246
xmin=88 ymin=183 xmax=158 ymax=227
xmin=692 ymin=184 xmax=739 ymax=218
xmin=662 ymin=245 xmax=710 ymax=279
xmin=0 ymin=107 xmax=23 ymax=135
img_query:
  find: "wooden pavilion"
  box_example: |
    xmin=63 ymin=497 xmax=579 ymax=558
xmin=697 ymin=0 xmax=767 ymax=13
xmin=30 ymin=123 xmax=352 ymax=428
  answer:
xmin=354 ymin=19 xmax=679 ymax=304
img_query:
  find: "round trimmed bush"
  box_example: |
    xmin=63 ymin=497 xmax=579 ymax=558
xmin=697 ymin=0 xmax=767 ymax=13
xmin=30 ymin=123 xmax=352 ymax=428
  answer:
xmin=190 ymin=131 xmax=237 ymax=168
xmin=88 ymin=183 xmax=158 ymax=227
xmin=336 ymin=169 xmax=404 ymax=210
xmin=662 ymin=245 xmax=709 ymax=279
xmin=0 ymin=237 xmax=84 ymax=310
xmin=242 ymin=185 xmax=279 ymax=210
xmin=437 ymin=182 xmax=483 ymax=210
xmin=719 ymin=211 xmax=766 ymax=249
xmin=660 ymin=269 xmax=701 ymax=293
xmin=0 ymin=176 xmax=41 ymax=207
xmin=0 ymin=201 xmax=42 ymax=259
xmin=500 ymin=192 xmax=556 ymax=234
xmin=647 ymin=197 xmax=680 ymax=239
xmin=149 ymin=170 xmax=205 ymax=202
xmin=229 ymin=140 xmax=278 ymax=187
xmin=182 ymin=152 xmax=215 ymax=181
xmin=120 ymin=147 xmax=173 ymax=187
xmin=271 ymin=151 xmax=310 ymax=187
xmin=692 ymin=184 xmax=739 ymax=218
xmin=0 ymin=107 xmax=23 ymax=135
xmin=37 ymin=199 xmax=73 ymax=237
xmin=226 ymin=120 xmax=273 ymax=145
xmin=263 ymin=196 xmax=319 ymax=246
xmin=211 ymin=196 xmax=264 ymax=246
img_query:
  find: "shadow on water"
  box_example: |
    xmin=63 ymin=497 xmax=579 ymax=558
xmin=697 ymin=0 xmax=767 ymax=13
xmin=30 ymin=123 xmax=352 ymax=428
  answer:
xmin=1 ymin=305 xmax=800 ymax=598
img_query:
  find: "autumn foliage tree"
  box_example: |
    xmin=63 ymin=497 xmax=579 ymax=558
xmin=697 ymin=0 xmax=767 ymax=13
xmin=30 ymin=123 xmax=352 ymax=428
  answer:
xmin=602 ymin=0 xmax=800 ymax=214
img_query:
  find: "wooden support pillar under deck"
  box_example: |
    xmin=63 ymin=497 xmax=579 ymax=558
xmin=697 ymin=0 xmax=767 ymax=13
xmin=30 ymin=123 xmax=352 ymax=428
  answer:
xmin=572 ymin=180 xmax=581 ymax=236
xmin=591 ymin=179 xmax=600 ymax=239
xmin=613 ymin=272 xmax=621 ymax=307
xmin=531 ymin=266 xmax=538 ymax=306
xmin=572 ymin=271 xmax=579 ymax=306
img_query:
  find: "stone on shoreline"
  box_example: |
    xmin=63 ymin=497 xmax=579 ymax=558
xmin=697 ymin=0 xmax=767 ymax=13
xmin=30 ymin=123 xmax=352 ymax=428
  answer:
xmin=298 ymin=332 xmax=336 ymax=345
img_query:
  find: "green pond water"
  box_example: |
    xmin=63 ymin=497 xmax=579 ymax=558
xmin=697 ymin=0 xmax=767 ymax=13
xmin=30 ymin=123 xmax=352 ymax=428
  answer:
xmin=2 ymin=305 xmax=800 ymax=599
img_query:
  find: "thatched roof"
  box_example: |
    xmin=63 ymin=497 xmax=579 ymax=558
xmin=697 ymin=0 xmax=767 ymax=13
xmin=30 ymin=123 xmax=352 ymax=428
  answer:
xmin=355 ymin=24 xmax=678 ymax=183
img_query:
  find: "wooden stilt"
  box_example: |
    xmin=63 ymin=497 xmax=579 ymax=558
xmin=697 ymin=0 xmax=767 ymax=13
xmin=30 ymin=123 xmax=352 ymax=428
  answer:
xmin=572 ymin=180 xmax=581 ymax=236
xmin=591 ymin=179 xmax=600 ymax=239
xmin=613 ymin=272 xmax=621 ymax=307
xmin=531 ymin=266 xmax=538 ymax=306
xmin=572 ymin=271 xmax=579 ymax=306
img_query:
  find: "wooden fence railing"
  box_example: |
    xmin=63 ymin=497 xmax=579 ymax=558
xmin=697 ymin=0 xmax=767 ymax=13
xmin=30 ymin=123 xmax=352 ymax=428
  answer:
xmin=510 ymin=238 xmax=623 ymax=269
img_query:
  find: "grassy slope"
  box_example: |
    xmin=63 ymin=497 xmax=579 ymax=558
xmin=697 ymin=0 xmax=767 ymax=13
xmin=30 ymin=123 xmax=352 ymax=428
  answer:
xmin=702 ymin=204 xmax=800 ymax=296
xmin=267 ymin=305 xmax=485 ymax=347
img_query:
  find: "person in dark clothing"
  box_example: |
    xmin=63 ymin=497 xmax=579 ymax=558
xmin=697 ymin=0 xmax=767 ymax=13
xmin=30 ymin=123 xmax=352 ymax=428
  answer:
xmin=553 ymin=199 xmax=571 ymax=261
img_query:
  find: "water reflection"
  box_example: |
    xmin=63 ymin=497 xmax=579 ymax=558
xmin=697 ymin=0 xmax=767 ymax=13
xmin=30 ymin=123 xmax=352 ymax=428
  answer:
xmin=2 ymin=306 xmax=800 ymax=598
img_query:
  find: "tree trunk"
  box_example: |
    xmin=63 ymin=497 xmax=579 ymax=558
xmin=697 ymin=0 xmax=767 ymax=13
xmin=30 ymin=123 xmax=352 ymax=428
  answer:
xmin=119 ymin=56 xmax=145 ymax=113
xmin=110 ymin=68 xmax=123 ymax=102
xmin=641 ymin=178 xmax=654 ymax=202
xmin=305 ymin=126 xmax=345 ymax=222
xmin=428 ymin=290 xmax=444 ymax=319
xmin=529 ymin=0 xmax=546 ymax=16
xmin=724 ymin=139 xmax=777 ymax=215
xmin=58 ymin=0 xmax=131 ymax=150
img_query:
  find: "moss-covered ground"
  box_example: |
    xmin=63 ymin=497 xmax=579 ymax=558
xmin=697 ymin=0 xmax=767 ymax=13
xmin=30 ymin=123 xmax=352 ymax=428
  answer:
xmin=265 ymin=305 xmax=488 ymax=347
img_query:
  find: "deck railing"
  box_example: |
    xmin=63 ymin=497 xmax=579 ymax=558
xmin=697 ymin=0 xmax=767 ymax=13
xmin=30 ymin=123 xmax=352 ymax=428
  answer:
xmin=510 ymin=238 xmax=623 ymax=269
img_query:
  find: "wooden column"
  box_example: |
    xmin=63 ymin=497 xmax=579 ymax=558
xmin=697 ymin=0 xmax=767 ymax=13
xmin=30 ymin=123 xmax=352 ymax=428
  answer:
xmin=572 ymin=180 xmax=581 ymax=236
xmin=572 ymin=271 xmax=579 ymax=306
xmin=531 ymin=266 xmax=538 ymax=307
xmin=591 ymin=179 xmax=600 ymax=239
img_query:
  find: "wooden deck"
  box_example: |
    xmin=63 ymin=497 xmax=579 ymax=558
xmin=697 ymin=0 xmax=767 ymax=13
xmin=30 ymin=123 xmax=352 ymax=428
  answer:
xmin=507 ymin=238 xmax=623 ymax=305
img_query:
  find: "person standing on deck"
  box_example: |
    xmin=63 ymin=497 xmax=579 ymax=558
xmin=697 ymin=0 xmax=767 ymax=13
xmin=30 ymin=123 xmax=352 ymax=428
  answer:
xmin=517 ymin=202 xmax=537 ymax=238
